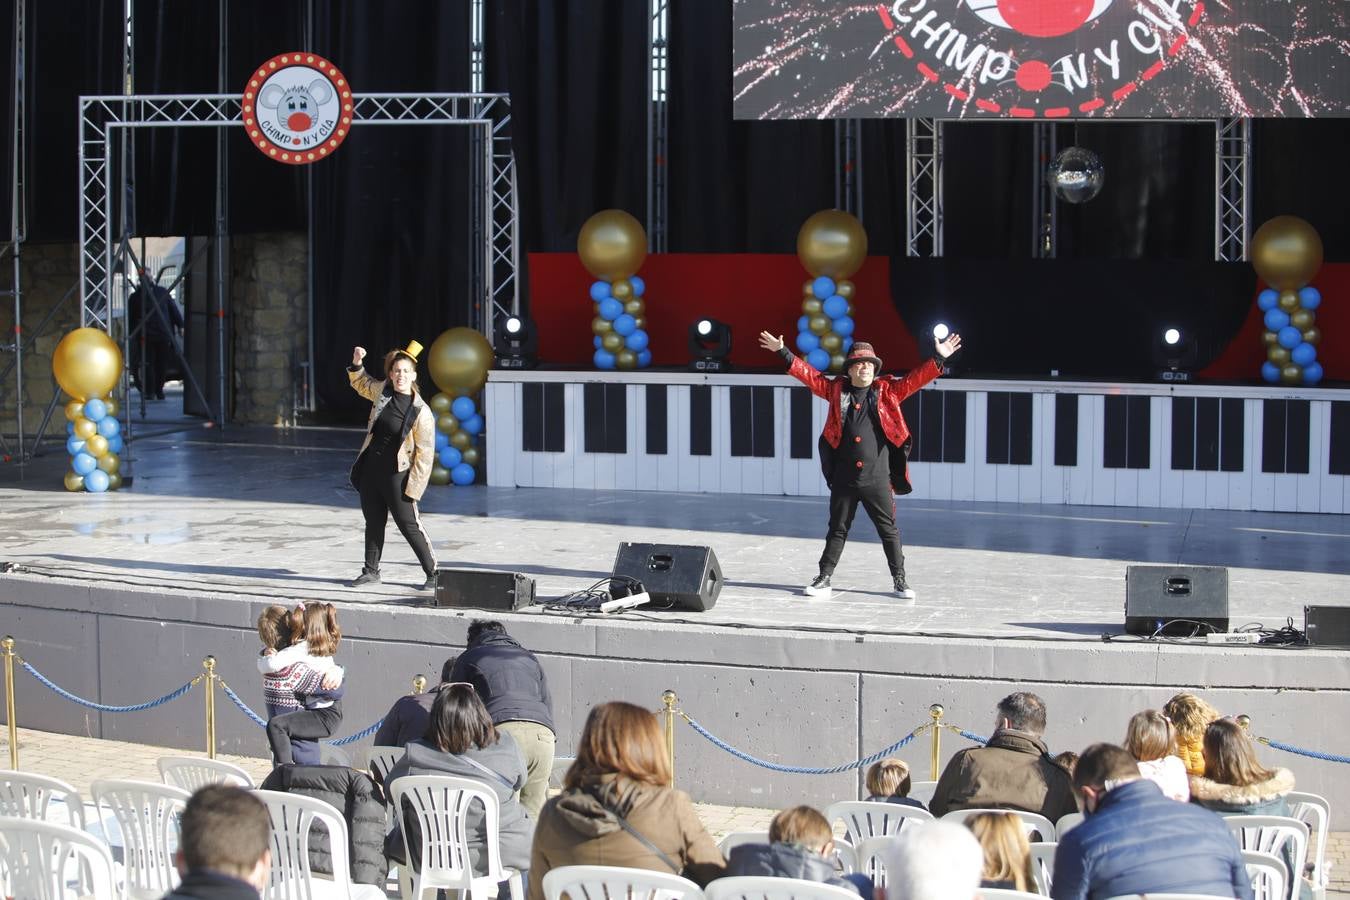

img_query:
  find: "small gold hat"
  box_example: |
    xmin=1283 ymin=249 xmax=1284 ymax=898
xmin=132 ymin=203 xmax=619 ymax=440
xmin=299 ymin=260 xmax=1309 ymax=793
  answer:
xmin=400 ymin=340 xmax=424 ymax=361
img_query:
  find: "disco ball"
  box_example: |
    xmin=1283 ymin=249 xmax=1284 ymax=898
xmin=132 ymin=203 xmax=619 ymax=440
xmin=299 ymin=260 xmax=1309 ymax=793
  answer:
xmin=1046 ymin=147 xmax=1104 ymax=204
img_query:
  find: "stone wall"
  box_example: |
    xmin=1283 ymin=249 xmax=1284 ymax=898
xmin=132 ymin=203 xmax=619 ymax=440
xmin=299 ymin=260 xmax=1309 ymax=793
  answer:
xmin=230 ymin=232 xmax=308 ymax=425
xmin=0 ymin=242 xmax=84 ymax=441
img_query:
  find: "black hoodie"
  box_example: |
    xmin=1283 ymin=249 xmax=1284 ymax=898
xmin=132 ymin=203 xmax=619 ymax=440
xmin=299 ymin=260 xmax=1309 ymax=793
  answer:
xmin=449 ymin=631 xmax=554 ymax=732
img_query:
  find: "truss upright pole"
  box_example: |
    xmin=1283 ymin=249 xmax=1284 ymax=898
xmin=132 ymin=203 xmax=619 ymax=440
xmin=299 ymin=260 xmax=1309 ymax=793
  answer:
xmin=647 ymin=0 xmax=668 ymax=253
xmin=7 ymin=0 xmax=26 ymax=459
xmin=905 ymin=118 xmax=943 ymax=257
xmin=1031 ymin=123 xmax=1057 ymax=258
xmin=302 ymin=0 xmax=316 ymax=414
xmin=213 ymin=0 xmax=229 ymax=425
xmin=1215 ymin=118 xmax=1250 ymax=262
xmin=834 ymin=119 xmax=862 ymax=221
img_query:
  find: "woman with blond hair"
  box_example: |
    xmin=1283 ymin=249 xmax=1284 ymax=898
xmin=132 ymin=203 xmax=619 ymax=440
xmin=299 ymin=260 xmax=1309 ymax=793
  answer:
xmin=966 ymin=812 xmax=1035 ymax=894
xmin=1123 ymin=710 xmax=1189 ymax=801
xmin=527 ymin=702 xmax=725 ymax=900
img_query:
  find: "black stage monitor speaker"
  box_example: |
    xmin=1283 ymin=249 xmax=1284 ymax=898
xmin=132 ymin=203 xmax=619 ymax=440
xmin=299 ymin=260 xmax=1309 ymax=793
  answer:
xmin=433 ymin=569 xmax=536 ymax=611
xmin=613 ymin=542 xmax=723 ymax=612
xmin=1125 ymin=565 xmax=1228 ymax=636
xmin=1305 ymin=605 xmax=1350 ymax=647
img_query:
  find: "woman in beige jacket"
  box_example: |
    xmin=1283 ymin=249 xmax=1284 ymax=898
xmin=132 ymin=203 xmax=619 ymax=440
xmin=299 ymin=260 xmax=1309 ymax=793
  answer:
xmin=346 ymin=342 xmax=437 ymax=589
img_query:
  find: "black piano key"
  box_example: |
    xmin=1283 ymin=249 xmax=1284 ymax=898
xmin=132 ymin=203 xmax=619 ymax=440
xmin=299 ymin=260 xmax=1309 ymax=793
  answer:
xmin=1171 ymin=397 xmax=1195 ymax=471
xmin=522 ymin=382 xmax=544 ymax=453
xmin=1286 ymin=399 xmax=1310 ymax=474
xmin=943 ymin=392 xmax=967 ymax=463
xmin=1219 ymin=398 xmax=1244 ymax=473
xmin=690 ymin=385 xmax=712 ymax=457
xmin=646 ymin=385 xmax=668 ymax=455
xmin=1261 ymin=399 xmax=1288 ymax=474
xmin=1330 ymin=401 xmax=1350 ymax=476
xmin=986 ymin=391 xmax=1010 ymax=465
xmin=752 ymin=386 xmax=775 ymax=458
xmin=1010 ymin=392 xmax=1033 ymax=466
xmin=1054 ymin=394 xmax=1078 ymax=467
xmin=730 ymin=386 xmax=752 ymax=457
xmin=1103 ymin=395 xmax=1127 ymax=469
xmin=1195 ymin=398 xmax=1219 ymax=472
xmin=790 ymin=388 xmax=813 ymax=460
xmin=544 ymin=383 xmax=565 ymax=452
xmin=1126 ymin=396 xmax=1151 ymax=469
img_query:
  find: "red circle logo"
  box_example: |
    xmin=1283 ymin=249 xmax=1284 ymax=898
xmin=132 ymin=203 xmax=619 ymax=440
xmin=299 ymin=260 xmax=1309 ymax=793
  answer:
xmin=241 ymin=53 xmax=354 ymax=165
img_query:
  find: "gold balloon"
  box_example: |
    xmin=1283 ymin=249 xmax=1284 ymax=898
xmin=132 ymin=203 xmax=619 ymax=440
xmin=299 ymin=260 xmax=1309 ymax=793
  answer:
xmin=1267 ymin=346 xmax=1291 ymax=366
xmin=462 ymin=446 xmax=481 ymax=467
xmin=836 ymin=281 xmax=855 ymax=299
xmin=430 ymin=465 xmax=451 ymax=486
xmin=829 ymin=352 xmax=847 ymax=372
xmin=53 ymin=327 xmax=123 ymax=402
xmin=802 ymin=298 xmax=823 ymax=315
xmin=103 ymin=396 xmax=118 ymax=417
xmin=809 ymin=315 xmax=831 ymax=336
xmin=437 ymin=414 xmax=459 ymax=434
xmin=1280 ymin=364 xmax=1303 ymax=385
xmin=107 ymin=472 xmax=122 ymax=491
xmin=846 ymin=303 xmax=855 ymax=317
xmin=427 ymin=327 xmax=493 ymax=396
xmin=97 ymin=452 xmax=120 ymax=474
xmin=74 ymin=417 xmax=97 ymax=440
xmin=64 ymin=471 xmax=85 ymax=491
xmin=797 ymin=209 xmax=868 ymax=279
xmin=577 ymin=209 xmax=647 ymax=280
xmin=64 ymin=401 xmax=84 ymax=421
xmin=624 ymin=298 xmax=644 ymax=316
xmin=592 ymin=316 xmax=613 ymax=335
xmin=450 ymin=430 xmax=472 ymax=450
xmin=802 ymin=280 xmax=816 ymax=297
xmin=612 ymin=279 xmax=633 ymax=300
xmin=1251 ymin=215 xmax=1323 ymax=290
xmin=820 ymin=333 xmax=843 ymax=352
xmin=1262 ymin=330 xmax=1279 ymax=346
xmin=615 ymin=349 xmax=638 ymax=370
xmin=1302 ymin=327 xmax=1321 ymax=346
xmin=1278 ymin=290 xmax=1300 ymax=312
xmin=634 ymin=316 xmax=647 ymax=330
xmin=430 ymin=392 xmax=452 ymax=415
xmin=1290 ymin=309 xmax=1315 ymax=331
xmin=85 ymin=434 xmax=109 ymax=457
xmin=602 ymin=332 xmax=625 ymax=352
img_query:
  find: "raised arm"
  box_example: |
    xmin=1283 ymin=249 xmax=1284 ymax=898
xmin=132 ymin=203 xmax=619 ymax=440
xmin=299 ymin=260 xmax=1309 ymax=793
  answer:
xmin=760 ymin=330 xmax=834 ymax=399
xmin=347 ymin=345 xmax=384 ymax=401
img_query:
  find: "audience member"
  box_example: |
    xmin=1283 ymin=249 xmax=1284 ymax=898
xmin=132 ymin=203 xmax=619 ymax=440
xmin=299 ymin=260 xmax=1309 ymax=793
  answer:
xmin=165 ymin=785 xmax=271 ymax=900
xmin=1162 ymin=691 xmax=1222 ymax=776
xmin=724 ymin=805 xmax=868 ymax=896
xmin=258 ymin=602 xmax=345 ymax=766
xmin=967 ymin=811 xmax=1035 ymax=893
xmin=1124 ymin=709 xmax=1189 ymax=802
xmin=259 ymin=763 xmax=387 ymax=887
xmin=878 ymin=819 xmax=983 ymax=900
xmin=1189 ymin=718 xmax=1295 ymax=816
xmin=528 ymin=701 xmax=725 ymax=900
xmin=1049 ymin=743 xmax=1252 ymax=900
xmin=864 ymin=758 xmax=925 ymax=809
xmin=450 ymin=620 xmax=555 ymax=818
xmin=929 ymin=692 xmax=1077 ymax=821
xmin=1053 ymin=750 xmax=1079 ymax=778
xmin=371 ymin=656 xmax=457 ymax=748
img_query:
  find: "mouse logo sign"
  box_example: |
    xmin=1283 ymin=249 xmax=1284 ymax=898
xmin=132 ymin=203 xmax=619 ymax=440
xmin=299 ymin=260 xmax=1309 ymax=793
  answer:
xmin=243 ymin=53 xmax=353 ymax=164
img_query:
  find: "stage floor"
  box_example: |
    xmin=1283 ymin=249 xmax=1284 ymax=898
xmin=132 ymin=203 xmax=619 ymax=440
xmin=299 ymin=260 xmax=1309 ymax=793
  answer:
xmin=3 ymin=417 xmax=1348 ymax=641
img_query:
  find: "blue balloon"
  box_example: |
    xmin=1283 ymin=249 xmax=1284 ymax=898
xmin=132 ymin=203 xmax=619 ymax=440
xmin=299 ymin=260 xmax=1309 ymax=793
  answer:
xmin=461 ymin=413 xmax=484 ymax=436
xmin=807 ymin=348 xmax=831 ymax=371
xmin=823 ymin=295 xmax=848 ymax=319
xmin=625 ymin=329 xmax=649 ymax=352
xmin=72 ymin=452 xmax=98 ymax=475
xmin=451 ymin=396 xmax=476 ymax=419
xmin=84 ymin=469 xmax=110 ymax=493
xmin=1261 ymin=361 xmax=1281 ymax=383
xmin=811 ymin=276 xmax=836 ymax=300
xmin=450 ymin=463 xmax=476 ymax=486
xmin=66 ymin=436 xmax=86 ymax=456
xmin=598 ymin=297 xmax=624 ymax=321
xmin=1263 ymin=308 xmax=1291 ymax=332
xmin=613 ymin=314 xmax=637 ymax=337
xmin=593 ymin=336 xmax=603 ymax=349
xmin=1291 ymin=342 xmax=1317 ymax=367
xmin=797 ymin=315 xmax=810 ymax=333
xmin=590 ymin=281 xmax=612 ymax=301
xmin=1304 ymin=362 xmax=1324 ymax=385
xmin=842 ymin=336 xmax=854 ymax=353
xmin=630 ymin=275 xmax=645 ymax=297
xmin=637 ymin=349 xmax=652 ymax=367
xmin=439 ymin=446 xmax=462 ymax=468
xmin=594 ymin=349 xmax=616 ymax=370
xmin=97 ymin=416 xmax=120 ymax=438
xmin=1299 ymin=286 xmax=1321 ymax=310
xmin=796 ymin=332 xmax=821 ymax=353
xmin=1256 ymin=289 xmax=1279 ymax=312
xmin=108 ymin=434 xmax=123 ymax=454
xmin=83 ymin=398 xmax=107 ymax=422
xmin=66 ymin=422 xmax=75 ymax=435
xmin=435 ymin=431 xmax=449 ymax=450
xmin=832 ymin=315 xmax=855 ymax=337
xmin=1278 ymin=326 xmax=1303 ymax=349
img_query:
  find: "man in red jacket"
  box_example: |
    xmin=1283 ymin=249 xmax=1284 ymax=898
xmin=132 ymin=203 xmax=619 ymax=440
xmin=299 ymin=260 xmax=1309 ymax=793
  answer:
xmin=759 ymin=329 xmax=962 ymax=599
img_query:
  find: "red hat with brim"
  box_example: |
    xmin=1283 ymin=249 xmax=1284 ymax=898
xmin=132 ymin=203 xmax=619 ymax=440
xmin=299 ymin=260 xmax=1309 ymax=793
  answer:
xmin=844 ymin=342 xmax=883 ymax=371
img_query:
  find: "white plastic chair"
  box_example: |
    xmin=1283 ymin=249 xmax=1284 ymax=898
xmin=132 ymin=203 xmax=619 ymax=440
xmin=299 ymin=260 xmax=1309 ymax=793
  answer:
xmin=1055 ymin=811 xmax=1084 ymax=838
xmin=1242 ymin=848 xmax=1288 ymax=900
xmin=907 ymin=780 xmax=938 ymax=807
xmin=366 ymin=746 xmax=404 ymax=790
xmin=1028 ymin=840 xmax=1056 ymax=896
xmin=1287 ymin=791 xmax=1330 ymax=898
xmin=156 ymin=755 xmax=255 ymax=790
xmin=388 ymin=774 xmax=525 ymax=900
xmin=1224 ymin=815 xmax=1308 ymax=900
xmin=0 ymin=814 xmax=121 ymax=899
xmin=940 ymin=808 xmax=1056 ymax=842
xmin=252 ymin=788 xmax=386 ymax=900
xmin=0 ymin=770 xmax=86 ymax=829
xmin=543 ymin=864 xmax=703 ymax=900
xmin=705 ymin=875 xmax=858 ymax=900
xmin=825 ymin=800 xmax=933 ymax=842
xmin=91 ymin=779 xmax=190 ymax=899
xmin=854 ymin=834 xmax=897 ymax=888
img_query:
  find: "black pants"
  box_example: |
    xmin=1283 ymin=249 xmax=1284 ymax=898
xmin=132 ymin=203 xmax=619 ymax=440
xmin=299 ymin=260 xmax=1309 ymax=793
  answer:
xmin=359 ymin=459 xmax=436 ymax=577
xmin=818 ymin=480 xmax=906 ymax=579
xmin=267 ymin=702 xmax=343 ymax=765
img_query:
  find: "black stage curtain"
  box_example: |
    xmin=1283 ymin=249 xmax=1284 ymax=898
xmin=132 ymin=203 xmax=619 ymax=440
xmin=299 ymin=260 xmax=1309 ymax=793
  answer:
xmin=1253 ymin=119 xmax=1350 ymax=262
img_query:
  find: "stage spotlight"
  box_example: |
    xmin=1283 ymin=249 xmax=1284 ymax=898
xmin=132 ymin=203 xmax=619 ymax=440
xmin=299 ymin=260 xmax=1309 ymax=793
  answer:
xmin=494 ymin=314 xmax=539 ymax=369
xmin=1154 ymin=326 xmax=1197 ymax=382
xmin=932 ymin=322 xmax=950 ymax=341
xmin=688 ymin=318 xmax=732 ymax=372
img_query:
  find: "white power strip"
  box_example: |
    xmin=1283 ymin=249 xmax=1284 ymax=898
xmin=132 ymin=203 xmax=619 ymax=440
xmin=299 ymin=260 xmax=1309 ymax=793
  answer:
xmin=1205 ymin=632 xmax=1261 ymax=645
xmin=599 ymin=591 xmax=651 ymax=613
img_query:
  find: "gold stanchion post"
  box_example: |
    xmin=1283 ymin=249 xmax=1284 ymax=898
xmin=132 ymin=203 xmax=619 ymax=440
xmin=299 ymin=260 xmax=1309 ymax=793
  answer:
xmin=412 ymin=675 xmax=428 ymax=695
xmin=1236 ymin=714 xmax=1251 ymax=733
xmin=3 ymin=637 xmax=17 ymax=769
xmin=929 ymin=704 xmax=945 ymax=780
xmin=204 ymin=656 xmax=217 ymax=760
xmin=662 ymin=690 xmax=678 ymax=788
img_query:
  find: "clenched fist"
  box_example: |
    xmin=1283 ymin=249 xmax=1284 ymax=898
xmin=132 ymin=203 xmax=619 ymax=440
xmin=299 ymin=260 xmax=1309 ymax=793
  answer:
xmin=352 ymin=346 xmax=366 ymax=367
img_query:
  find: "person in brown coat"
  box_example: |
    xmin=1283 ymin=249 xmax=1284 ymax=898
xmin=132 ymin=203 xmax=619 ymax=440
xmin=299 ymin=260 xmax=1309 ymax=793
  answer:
xmin=527 ymin=702 xmax=725 ymax=900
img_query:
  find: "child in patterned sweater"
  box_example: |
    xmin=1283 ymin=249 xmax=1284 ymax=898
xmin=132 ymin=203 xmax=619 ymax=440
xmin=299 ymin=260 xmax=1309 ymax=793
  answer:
xmin=256 ymin=603 xmax=345 ymax=766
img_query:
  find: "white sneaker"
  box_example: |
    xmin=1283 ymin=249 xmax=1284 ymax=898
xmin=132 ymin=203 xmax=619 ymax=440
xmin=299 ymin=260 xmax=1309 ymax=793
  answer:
xmin=805 ymin=574 xmax=832 ymax=598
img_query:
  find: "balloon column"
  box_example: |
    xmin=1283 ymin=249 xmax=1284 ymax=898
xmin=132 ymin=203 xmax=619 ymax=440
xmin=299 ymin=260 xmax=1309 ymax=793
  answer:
xmin=426 ymin=327 xmax=492 ymax=486
xmin=1253 ymin=216 xmax=1325 ymax=386
xmin=52 ymin=327 xmax=125 ymax=492
xmin=794 ymin=210 xmax=867 ymax=373
xmin=578 ymin=209 xmax=652 ymax=371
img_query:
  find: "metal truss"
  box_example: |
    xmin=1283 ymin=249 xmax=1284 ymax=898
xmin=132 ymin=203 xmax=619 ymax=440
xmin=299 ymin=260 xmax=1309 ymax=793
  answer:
xmin=647 ymin=0 xmax=669 ymax=253
xmin=1215 ymin=117 xmax=1249 ymax=262
xmin=1031 ymin=122 xmax=1058 ymax=258
xmin=834 ymin=119 xmax=862 ymax=221
xmin=0 ymin=0 xmax=26 ymax=457
xmin=78 ymin=92 xmax=520 ymax=332
xmin=905 ymin=118 xmax=943 ymax=257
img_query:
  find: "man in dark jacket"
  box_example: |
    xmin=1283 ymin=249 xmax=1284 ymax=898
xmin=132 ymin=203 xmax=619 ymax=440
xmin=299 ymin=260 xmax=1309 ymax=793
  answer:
xmin=450 ymin=620 xmax=554 ymax=817
xmin=1051 ymin=743 xmax=1253 ymax=900
xmin=930 ymin=691 xmax=1077 ymax=822
xmin=372 ymin=656 xmax=456 ymax=748
xmin=166 ymin=784 xmax=270 ymax=899
xmin=131 ymin=266 xmax=185 ymax=400
xmin=258 ymin=764 xmax=388 ymax=887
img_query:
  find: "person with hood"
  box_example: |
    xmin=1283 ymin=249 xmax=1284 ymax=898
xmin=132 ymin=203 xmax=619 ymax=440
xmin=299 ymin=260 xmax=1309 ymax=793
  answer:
xmin=527 ymin=701 xmax=725 ymax=900
xmin=450 ymin=620 xmax=555 ymax=817
xmin=724 ymin=805 xmax=869 ymax=896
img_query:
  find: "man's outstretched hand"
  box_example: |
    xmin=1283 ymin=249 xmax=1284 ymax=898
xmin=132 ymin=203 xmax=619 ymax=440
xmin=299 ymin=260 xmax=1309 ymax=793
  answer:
xmin=758 ymin=331 xmax=785 ymax=353
xmin=936 ymin=333 xmax=963 ymax=359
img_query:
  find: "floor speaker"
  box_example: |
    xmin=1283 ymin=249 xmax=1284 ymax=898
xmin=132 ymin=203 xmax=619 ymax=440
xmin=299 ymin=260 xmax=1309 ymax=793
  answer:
xmin=612 ymin=542 xmax=722 ymax=611
xmin=1305 ymin=605 xmax=1350 ymax=647
xmin=1124 ymin=565 xmax=1229 ymax=636
xmin=433 ymin=569 xmax=536 ymax=611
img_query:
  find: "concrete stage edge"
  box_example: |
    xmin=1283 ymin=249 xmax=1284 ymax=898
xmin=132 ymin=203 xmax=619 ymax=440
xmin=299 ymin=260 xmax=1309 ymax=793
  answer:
xmin=3 ymin=572 xmax=1347 ymax=823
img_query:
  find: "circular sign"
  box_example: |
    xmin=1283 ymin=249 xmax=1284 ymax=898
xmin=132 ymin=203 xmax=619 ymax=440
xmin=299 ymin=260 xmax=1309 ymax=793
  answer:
xmin=242 ymin=53 xmax=353 ymax=165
